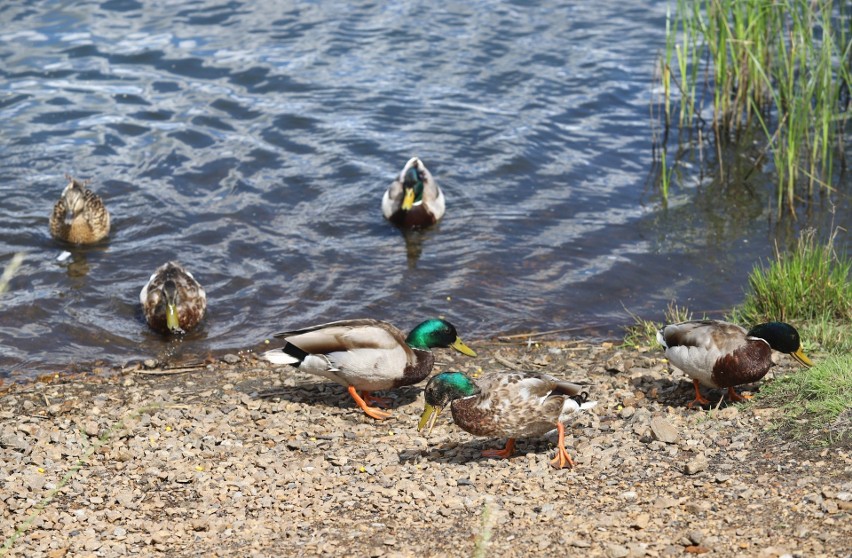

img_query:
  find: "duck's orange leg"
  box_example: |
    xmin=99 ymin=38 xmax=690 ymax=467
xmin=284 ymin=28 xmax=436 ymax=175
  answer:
xmin=726 ymin=386 xmax=752 ymax=403
xmin=481 ymin=438 xmax=516 ymax=459
xmin=550 ymin=422 xmax=576 ymax=469
xmin=347 ymin=386 xmax=392 ymax=420
xmin=361 ymin=391 xmax=392 ymax=408
xmin=686 ymin=379 xmax=712 ymax=408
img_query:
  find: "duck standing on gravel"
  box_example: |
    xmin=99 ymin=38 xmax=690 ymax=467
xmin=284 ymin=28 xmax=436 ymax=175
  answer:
xmin=262 ymin=318 xmax=476 ymax=420
xmin=49 ymin=175 xmax=110 ymax=244
xmin=140 ymin=262 xmax=207 ymax=335
xmin=657 ymin=320 xmax=813 ymax=408
xmin=418 ymin=371 xmax=597 ymax=469
xmin=382 ymin=157 xmax=445 ymax=228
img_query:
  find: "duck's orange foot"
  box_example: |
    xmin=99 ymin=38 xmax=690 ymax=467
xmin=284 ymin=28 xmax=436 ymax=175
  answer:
xmin=550 ymin=422 xmax=575 ymax=469
xmin=687 ymin=379 xmax=711 ymax=408
xmin=348 ymin=386 xmax=393 ymax=420
xmin=550 ymin=446 xmax=575 ymax=469
xmin=481 ymin=438 xmax=516 ymax=460
xmin=361 ymin=391 xmax=393 ymax=408
xmin=727 ymin=387 xmax=753 ymax=403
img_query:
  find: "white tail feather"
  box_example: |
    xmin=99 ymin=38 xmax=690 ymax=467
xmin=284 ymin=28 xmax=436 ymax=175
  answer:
xmin=262 ymin=349 xmax=300 ymax=365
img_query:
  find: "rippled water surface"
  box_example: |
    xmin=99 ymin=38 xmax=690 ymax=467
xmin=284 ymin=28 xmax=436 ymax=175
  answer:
xmin=1 ymin=1 xmax=848 ymax=378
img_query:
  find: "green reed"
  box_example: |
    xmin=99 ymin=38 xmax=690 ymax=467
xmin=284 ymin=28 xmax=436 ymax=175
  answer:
xmin=658 ymin=0 xmax=851 ymax=214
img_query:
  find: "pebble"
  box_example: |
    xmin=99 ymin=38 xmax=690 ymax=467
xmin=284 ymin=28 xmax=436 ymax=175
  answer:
xmin=223 ymin=354 xmax=240 ymax=364
xmin=650 ymin=417 xmax=679 ymax=444
xmin=685 ymin=455 xmax=709 ymax=475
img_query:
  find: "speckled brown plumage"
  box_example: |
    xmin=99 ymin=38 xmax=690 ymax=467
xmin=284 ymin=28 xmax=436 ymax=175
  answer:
xmin=49 ymin=176 xmax=110 ymax=244
xmin=421 ymin=371 xmax=597 ymax=468
xmin=139 ymin=261 xmax=207 ymax=335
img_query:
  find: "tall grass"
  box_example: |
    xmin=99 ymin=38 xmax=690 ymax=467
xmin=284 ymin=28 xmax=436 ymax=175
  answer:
xmin=658 ymin=0 xmax=851 ymax=214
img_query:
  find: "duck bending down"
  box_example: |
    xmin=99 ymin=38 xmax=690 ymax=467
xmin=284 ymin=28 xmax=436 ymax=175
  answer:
xmin=657 ymin=320 xmax=813 ymax=408
xmin=49 ymin=175 xmax=110 ymax=244
xmin=382 ymin=157 xmax=445 ymax=228
xmin=418 ymin=371 xmax=597 ymax=469
xmin=262 ymin=318 xmax=476 ymax=420
xmin=140 ymin=262 xmax=207 ymax=335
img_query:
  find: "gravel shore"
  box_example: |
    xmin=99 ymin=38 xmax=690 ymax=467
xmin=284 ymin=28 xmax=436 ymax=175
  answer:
xmin=2 ymin=339 xmax=850 ymax=557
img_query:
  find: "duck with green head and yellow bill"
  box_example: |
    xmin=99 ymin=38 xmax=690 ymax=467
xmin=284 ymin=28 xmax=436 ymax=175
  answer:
xmin=262 ymin=318 xmax=476 ymax=420
xmin=657 ymin=320 xmax=813 ymax=408
xmin=419 ymin=371 xmax=597 ymax=469
xmin=382 ymin=157 xmax=445 ymax=228
xmin=140 ymin=261 xmax=207 ymax=335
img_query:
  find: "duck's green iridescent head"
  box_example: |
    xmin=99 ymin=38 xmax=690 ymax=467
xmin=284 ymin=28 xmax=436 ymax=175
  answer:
xmin=748 ymin=322 xmax=812 ymax=367
xmin=418 ymin=371 xmax=480 ymax=433
xmin=401 ymin=166 xmax=424 ymax=210
xmin=406 ymin=318 xmax=477 ymax=356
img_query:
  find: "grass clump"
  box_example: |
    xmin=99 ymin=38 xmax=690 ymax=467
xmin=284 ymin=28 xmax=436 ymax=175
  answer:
xmin=731 ymin=227 xmax=852 ymax=352
xmin=756 ymin=354 xmax=852 ymax=444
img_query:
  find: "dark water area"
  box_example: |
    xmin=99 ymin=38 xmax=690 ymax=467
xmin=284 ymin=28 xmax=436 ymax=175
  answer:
xmin=1 ymin=1 xmax=849 ymax=380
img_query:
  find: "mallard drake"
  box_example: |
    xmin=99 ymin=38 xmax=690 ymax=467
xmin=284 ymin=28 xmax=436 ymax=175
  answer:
xmin=382 ymin=157 xmax=445 ymax=228
xmin=418 ymin=371 xmax=597 ymax=469
xmin=657 ymin=320 xmax=813 ymax=408
xmin=140 ymin=262 xmax=207 ymax=335
xmin=262 ymin=318 xmax=476 ymax=420
xmin=49 ymin=175 xmax=110 ymax=244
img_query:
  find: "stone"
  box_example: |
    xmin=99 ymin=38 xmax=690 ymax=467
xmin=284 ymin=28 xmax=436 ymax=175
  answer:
xmin=650 ymin=417 xmax=679 ymax=444
xmin=685 ymin=456 xmax=708 ymax=475
xmin=223 ymin=354 xmax=240 ymax=365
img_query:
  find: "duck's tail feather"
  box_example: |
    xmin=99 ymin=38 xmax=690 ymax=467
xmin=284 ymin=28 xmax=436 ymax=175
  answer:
xmin=262 ymin=342 xmax=308 ymax=366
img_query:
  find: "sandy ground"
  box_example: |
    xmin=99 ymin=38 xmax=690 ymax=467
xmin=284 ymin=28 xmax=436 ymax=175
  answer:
xmin=1 ymin=339 xmax=850 ymax=557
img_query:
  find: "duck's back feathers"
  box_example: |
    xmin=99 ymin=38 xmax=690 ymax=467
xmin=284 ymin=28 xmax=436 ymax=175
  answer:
xmin=451 ymin=371 xmax=596 ymax=439
xmin=49 ymin=176 xmax=110 ymax=244
xmin=264 ymin=319 xmax=426 ymax=391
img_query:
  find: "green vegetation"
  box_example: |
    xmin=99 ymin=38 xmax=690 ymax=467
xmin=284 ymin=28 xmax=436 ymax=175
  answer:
xmin=756 ymin=354 xmax=852 ymax=443
xmin=657 ymin=0 xmax=851 ymax=214
xmin=730 ymin=227 xmax=852 ymax=352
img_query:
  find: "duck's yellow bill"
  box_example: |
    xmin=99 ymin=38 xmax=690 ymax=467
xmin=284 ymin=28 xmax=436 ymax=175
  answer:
xmin=791 ymin=347 xmax=813 ymax=367
xmin=452 ymin=337 xmax=477 ymax=357
xmin=401 ymin=188 xmax=416 ymax=210
xmin=418 ymin=404 xmax=442 ymax=434
xmin=166 ymin=303 xmax=181 ymax=332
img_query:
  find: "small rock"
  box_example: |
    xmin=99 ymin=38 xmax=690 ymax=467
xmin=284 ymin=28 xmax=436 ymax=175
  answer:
xmin=650 ymin=417 xmax=679 ymax=444
xmin=620 ymin=406 xmax=635 ymax=419
xmin=684 ymin=456 xmax=708 ymax=475
xmin=143 ymin=359 xmax=157 ymax=369
xmin=606 ymin=543 xmax=629 ymax=558
xmin=632 ymin=513 xmax=650 ymax=529
xmin=687 ymin=530 xmax=704 ymax=545
xmin=653 ymin=496 xmax=678 ymax=509
xmin=223 ymin=354 xmax=240 ymax=364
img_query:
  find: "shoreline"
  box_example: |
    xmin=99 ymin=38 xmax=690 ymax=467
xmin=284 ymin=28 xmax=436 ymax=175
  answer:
xmin=2 ymin=339 xmax=850 ymax=557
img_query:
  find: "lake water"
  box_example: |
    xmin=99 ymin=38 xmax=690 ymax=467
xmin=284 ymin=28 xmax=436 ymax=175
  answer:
xmin=1 ymin=0 xmax=848 ymax=379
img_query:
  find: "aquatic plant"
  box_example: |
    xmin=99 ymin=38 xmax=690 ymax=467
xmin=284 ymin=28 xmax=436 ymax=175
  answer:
xmin=656 ymin=0 xmax=851 ymax=214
